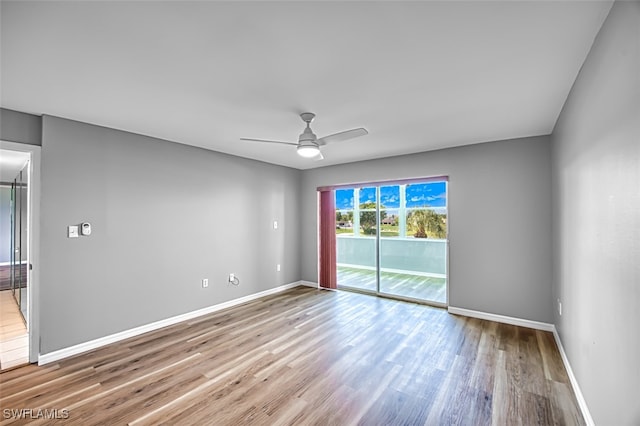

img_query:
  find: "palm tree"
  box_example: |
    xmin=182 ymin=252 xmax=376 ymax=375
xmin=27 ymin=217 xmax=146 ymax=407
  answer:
xmin=408 ymin=209 xmax=446 ymax=238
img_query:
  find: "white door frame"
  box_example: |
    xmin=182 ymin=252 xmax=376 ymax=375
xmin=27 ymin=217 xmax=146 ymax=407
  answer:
xmin=1 ymin=140 xmax=41 ymax=363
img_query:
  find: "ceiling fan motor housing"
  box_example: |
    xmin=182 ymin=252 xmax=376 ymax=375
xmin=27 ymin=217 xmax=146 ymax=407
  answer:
xmin=299 ymin=126 xmax=318 ymax=145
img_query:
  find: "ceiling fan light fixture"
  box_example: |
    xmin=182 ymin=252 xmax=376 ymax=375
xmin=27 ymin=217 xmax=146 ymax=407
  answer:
xmin=297 ymin=145 xmax=320 ymax=158
xmin=240 ymin=112 xmax=367 ymax=162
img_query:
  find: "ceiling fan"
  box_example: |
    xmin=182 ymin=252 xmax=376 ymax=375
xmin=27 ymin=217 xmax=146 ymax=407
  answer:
xmin=240 ymin=112 xmax=368 ymax=160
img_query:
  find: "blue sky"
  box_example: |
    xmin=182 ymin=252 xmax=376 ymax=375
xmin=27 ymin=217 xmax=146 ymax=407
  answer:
xmin=335 ymin=181 xmax=447 ymax=210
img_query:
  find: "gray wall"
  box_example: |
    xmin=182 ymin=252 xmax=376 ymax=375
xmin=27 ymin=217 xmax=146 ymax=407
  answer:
xmin=40 ymin=115 xmax=301 ymax=354
xmin=301 ymin=136 xmax=553 ymax=323
xmin=551 ymin=1 xmax=640 ymax=425
xmin=0 ymin=108 xmax=42 ymax=146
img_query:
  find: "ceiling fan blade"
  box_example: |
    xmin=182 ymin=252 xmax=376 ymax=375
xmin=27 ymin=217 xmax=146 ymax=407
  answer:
xmin=313 ymin=151 xmax=324 ymax=161
xmin=240 ymin=138 xmax=298 ymax=146
xmin=317 ymin=128 xmax=368 ymax=146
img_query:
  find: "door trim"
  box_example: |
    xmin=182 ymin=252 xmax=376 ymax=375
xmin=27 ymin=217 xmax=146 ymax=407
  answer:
xmin=1 ymin=140 xmax=41 ymax=364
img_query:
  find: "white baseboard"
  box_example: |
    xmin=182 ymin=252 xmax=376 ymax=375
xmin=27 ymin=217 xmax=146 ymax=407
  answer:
xmin=38 ymin=281 xmax=304 ymax=365
xmin=300 ymin=281 xmax=340 ymax=291
xmin=552 ymin=327 xmax=594 ymax=426
xmin=447 ymin=306 xmax=555 ymax=332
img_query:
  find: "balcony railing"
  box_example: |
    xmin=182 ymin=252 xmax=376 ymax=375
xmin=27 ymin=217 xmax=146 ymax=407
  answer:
xmin=337 ymin=235 xmax=446 ymax=277
xmin=336 ymin=235 xmax=447 ymax=303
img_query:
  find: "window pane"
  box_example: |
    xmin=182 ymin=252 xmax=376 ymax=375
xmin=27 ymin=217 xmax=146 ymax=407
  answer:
xmin=335 ymin=210 xmax=354 ymax=235
xmin=406 ymin=209 xmax=447 ymax=239
xmin=359 ymin=186 xmax=376 ymax=206
xmin=405 ymin=182 xmax=447 ymax=208
xmin=380 ymin=209 xmax=399 ymax=237
xmin=379 ymin=185 xmax=400 ymax=209
xmin=360 ymin=210 xmax=377 ymax=236
xmin=335 ymin=188 xmax=354 ymax=210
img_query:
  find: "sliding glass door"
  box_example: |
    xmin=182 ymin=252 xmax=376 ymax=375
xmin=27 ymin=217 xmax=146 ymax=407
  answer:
xmin=335 ymin=179 xmax=448 ymax=306
xmin=379 ymin=182 xmax=448 ymax=304
xmin=335 ymin=186 xmax=378 ymax=293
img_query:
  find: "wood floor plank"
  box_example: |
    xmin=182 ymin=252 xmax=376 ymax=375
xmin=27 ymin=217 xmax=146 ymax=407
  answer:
xmin=0 ymin=287 xmax=584 ymax=425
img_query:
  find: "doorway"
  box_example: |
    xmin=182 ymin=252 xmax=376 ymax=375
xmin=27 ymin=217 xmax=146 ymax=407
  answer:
xmin=334 ymin=178 xmax=448 ymax=306
xmin=0 ymin=143 xmax=38 ymax=369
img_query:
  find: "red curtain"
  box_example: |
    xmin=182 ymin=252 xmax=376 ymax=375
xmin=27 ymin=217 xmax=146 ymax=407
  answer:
xmin=318 ymin=190 xmax=337 ymax=289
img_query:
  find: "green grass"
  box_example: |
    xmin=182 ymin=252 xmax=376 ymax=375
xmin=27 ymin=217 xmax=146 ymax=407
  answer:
xmin=336 ymin=228 xmax=354 ymax=234
xmin=336 ymin=224 xmax=444 ymax=238
xmin=337 ymin=224 xmax=400 ymax=237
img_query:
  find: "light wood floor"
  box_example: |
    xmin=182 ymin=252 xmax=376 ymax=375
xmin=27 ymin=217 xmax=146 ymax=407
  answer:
xmin=0 ymin=290 xmax=29 ymax=371
xmin=0 ymin=287 xmax=584 ymax=425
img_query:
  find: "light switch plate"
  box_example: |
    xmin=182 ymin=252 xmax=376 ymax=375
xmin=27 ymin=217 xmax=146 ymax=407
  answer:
xmin=273 ymin=221 xmax=278 ymax=229
xmin=68 ymin=225 xmax=79 ymax=238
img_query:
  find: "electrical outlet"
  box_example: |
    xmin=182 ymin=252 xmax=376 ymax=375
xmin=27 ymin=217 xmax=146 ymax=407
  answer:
xmin=557 ymin=298 xmax=562 ymax=316
xmin=202 ymin=278 xmax=208 ymax=288
xmin=276 ymin=264 xmax=281 ymax=272
xmin=229 ymin=273 xmax=235 ymax=282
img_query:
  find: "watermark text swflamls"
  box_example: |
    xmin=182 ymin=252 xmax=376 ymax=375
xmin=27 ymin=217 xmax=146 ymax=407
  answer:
xmin=3 ymin=408 xmax=70 ymax=420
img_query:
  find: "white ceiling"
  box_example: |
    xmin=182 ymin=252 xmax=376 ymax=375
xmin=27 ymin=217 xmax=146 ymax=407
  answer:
xmin=0 ymin=1 xmax=612 ymax=170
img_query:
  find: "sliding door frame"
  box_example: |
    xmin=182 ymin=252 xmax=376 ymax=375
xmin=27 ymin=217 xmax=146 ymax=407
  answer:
xmin=375 ymin=186 xmax=381 ymax=295
xmin=323 ymin=176 xmax=449 ymax=308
